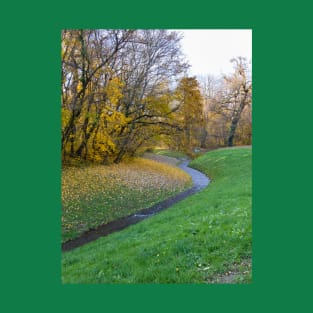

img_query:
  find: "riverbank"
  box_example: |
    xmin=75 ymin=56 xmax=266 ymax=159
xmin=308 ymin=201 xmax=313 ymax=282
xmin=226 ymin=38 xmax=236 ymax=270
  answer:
xmin=62 ymin=147 xmax=252 ymax=283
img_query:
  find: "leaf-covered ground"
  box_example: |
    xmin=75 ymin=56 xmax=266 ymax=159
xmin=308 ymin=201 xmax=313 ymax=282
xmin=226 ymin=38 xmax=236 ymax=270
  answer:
xmin=62 ymin=158 xmax=192 ymax=242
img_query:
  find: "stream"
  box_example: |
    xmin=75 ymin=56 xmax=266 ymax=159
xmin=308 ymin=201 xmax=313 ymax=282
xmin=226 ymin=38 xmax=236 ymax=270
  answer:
xmin=62 ymin=160 xmax=210 ymax=252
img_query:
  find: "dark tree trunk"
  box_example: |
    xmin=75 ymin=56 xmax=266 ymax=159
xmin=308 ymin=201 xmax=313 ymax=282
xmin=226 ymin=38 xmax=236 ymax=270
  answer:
xmin=227 ymin=92 xmax=248 ymax=147
xmin=227 ymin=117 xmax=238 ymax=147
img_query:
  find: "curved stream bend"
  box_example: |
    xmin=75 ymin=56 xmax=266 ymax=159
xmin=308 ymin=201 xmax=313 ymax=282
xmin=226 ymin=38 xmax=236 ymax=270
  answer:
xmin=178 ymin=160 xmax=210 ymax=191
xmin=62 ymin=160 xmax=210 ymax=252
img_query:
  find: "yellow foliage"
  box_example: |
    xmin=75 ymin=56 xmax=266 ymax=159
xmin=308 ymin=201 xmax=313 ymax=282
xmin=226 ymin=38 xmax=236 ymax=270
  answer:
xmin=61 ymin=108 xmax=72 ymax=129
xmin=76 ymin=81 xmax=83 ymax=93
xmin=85 ymin=128 xmax=116 ymax=163
xmin=106 ymin=110 xmax=131 ymax=133
xmin=105 ymin=77 xmax=124 ymax=107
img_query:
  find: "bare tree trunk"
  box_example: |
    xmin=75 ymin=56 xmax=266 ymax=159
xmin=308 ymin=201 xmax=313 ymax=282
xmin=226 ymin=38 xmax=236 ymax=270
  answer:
xmin=227 ymin=96 xmax=247 ymax=147
xmin=227 ymin=117 xmax=238 ymax=146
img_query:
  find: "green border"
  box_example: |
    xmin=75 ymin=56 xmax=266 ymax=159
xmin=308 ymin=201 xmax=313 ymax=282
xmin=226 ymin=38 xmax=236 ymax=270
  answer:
xmin=2 ymin=0 xmax=311 ymax=312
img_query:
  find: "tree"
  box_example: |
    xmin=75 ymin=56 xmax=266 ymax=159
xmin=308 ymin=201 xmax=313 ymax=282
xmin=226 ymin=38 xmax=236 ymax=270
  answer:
xmin=110 ymin=30 xmax=188 ymax=163
xmin=198 ymin=74 xmax=223 ymax=147
xmin=224 ymin=57 xmax=252 ymax=146
xmin=61 ymin=30 xmax=135 ymax=161
xmin=61 ymin=29 xmax=188 ymax=164
xmin=173 ymin=76 xmax=206 ymax=153
xmin=202 ymin=57 xmax=252 ymax=147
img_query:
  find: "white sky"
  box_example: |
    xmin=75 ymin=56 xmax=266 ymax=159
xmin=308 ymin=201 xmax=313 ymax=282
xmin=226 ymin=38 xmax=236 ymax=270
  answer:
xmin=177 ymin=29 xmax=252 ymax=77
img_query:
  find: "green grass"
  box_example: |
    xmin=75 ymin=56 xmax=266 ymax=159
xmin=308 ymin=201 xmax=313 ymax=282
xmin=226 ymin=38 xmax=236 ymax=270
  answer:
xmin=62 ymin=158 xmax=191 ymax=243
xmin=62 ymin=147 xmax=252 ymax=283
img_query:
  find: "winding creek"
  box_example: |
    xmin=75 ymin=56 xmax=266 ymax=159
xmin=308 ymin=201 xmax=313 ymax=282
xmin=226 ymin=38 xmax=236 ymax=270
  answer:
xmin=178 ymin=160 xmax=210 ymax=191
xmin=62 ymin=160 xmax=210 ymax=252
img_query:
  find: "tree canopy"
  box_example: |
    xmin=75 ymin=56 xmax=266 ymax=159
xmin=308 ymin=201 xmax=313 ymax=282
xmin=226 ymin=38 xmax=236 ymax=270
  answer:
xmin=61 ymin=30 xmax=252 ymax=164
xmin=61 ymin=29 xmax=190 ymax=163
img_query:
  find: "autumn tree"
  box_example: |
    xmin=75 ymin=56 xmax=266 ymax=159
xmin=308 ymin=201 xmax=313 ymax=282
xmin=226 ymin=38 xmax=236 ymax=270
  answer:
xmin=224 ymin=57 xmax=252 ymax=146
xmin=198 ymin=74 xmax=222 ymax=147
xmin=172 ymin=76 xmax=206 ymax=153
xmin=110 ymin=30 xmax=188 ymax=163
xmin=61 ymin=29 xmax=188 ymax=164
xmin=200 ymin=57 xmax=252 ymax=147
xmin=61 ymin=30 xmax=135 ymax=162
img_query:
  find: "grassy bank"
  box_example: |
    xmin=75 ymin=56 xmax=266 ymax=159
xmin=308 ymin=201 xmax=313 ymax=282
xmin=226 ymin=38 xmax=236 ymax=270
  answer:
xmin=62 ymin=147 xmax=252 ymax=283
xmin=62 ymin=158 xmax=191 ymax=242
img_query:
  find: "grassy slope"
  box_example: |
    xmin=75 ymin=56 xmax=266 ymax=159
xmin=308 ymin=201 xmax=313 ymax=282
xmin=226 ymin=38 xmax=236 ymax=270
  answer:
xmin=62 ymin=147 xmax=252 ymax=283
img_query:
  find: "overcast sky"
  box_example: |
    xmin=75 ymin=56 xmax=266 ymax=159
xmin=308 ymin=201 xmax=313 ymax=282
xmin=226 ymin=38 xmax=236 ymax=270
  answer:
xmin=176 ymin=29 xmax=252 ymax=77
